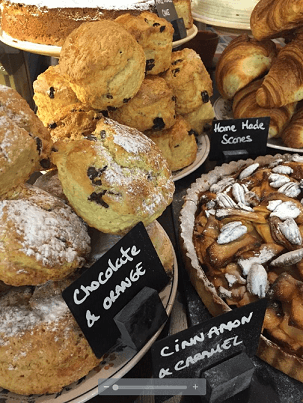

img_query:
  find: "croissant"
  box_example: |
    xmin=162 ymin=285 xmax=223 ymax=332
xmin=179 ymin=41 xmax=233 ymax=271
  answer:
xmin=251 ymin=0 xmax=303 ymax=41
xmin=233 ymin=79 xmax=297 ymax=138
xmin=256 ymin=36 xmax=303 ymax=108
xmin=281 ymin=105 xmax=303 ymax=148
xmin=215 ymin=34 xmax=277 ymax=100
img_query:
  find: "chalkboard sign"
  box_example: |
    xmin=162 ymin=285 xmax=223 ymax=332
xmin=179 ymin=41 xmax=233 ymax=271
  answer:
xmin=154 ymin=0 xmax=186 ymax=41
xmin=151 ymin=298 xmax=267 ymax=379
xmin=209 ymin=117 xmax=269 ymax=162
xmin=62 ymin=222 xmax=170 ymax=358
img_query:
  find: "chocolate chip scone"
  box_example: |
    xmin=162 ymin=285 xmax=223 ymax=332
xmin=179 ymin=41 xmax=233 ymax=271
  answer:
xmin=145 ymin=115 xmax=197 ymax=172
xmin=163 ymin=48 xmax=213 ymax=115
xmin=0 ymin=183 xmax=90 ymax=286
xmin=52 ymin=117 xmax=175 ymax=234
xmin=180 ymin=153 xmax=303 ymax=383
xmin=115 ymin=11 xmax=174 ymax=75
xmin=110 ymin=76 xmax=176 ymax=132
xmin=33 ymin=64 xmax=80 ymax=127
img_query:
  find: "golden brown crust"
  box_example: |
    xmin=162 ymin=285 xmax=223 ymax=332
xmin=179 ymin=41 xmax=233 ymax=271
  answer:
xmin=48 ymin=103 xmax=105 ymax=144
xmin=281 ymin=106 xmax=303 ymax=148
xmin=163 ymin=48 xmax=213 ymax=114
xmin=0 ymin=2 xmax=155 ymax=46
xmin=145 ymin=115 xmax=197 ymax=172
xmin=232 ymin=78 xmax=296 ymax=138
xmin=256 ymin=37 xmax=303 ymax=108
xmin=215 ymin=34 xmax=277 ymax=100
xmin=33 ymin=65 xmax=80 ymax=127
xmin=180 ymin=153 xmax=303 ymax=383
xmin=0 ymin=184 xmax=91 ymax=286
xmin=0 ymin=279 xmax=101 ymax=395
xmin=52 ymin=117 xmax=174 ymax=234
xmin=181 ymin=101 xmax=214 ymax=135
xmin=110 ymin=76 xmax=176 ymax=132
xmin=250 ymin=0 xmax=303 ymax=41
xmin=115 ymin=12 xmax=174 ymax=75
xmin=59 ymin=20 xmax=146 ymax=110
xmin=172 ymin=0 xmax=193 ymax=29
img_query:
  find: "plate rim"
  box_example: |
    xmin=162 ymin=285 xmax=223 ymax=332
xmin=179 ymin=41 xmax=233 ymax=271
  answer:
xmin=0 ymin=224 xmax=178 ymax=403
xmin=0 ymin=26 xmax=198 ymax=57
xmin=172 ymin=133 xmax=210 ymax=181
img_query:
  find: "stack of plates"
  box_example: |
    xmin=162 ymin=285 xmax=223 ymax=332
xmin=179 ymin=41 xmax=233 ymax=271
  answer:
xmin=191 ymin=0 xmax=259 ymax=30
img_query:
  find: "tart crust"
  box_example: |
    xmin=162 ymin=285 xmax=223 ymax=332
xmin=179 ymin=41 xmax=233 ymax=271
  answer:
xmin=179 ymin=153 xmax=303 ymax=382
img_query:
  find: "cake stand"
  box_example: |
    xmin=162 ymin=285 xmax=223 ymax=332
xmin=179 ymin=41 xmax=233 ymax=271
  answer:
xmin=0 ymin=25 xmax=198 ymax=57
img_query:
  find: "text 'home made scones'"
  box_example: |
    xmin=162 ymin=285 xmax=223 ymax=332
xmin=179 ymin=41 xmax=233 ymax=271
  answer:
xmin=0 ymin=184 xmax=90 ymax=286
xmin=52 ymin=117 xmax=175 ymax=235
xmin=59 ymin=20 xmax=146 ymax=110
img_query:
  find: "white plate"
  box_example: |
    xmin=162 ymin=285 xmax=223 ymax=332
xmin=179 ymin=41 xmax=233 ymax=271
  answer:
xmin=213 ymin=96 xmax=303 ymax=153
xmin=0 ymin=26 xmax=197 ymax=57
xmin=0 ymin=224 xmax=178 ymax=403
xmin=172 ymin=133 xmax=210 ymax=181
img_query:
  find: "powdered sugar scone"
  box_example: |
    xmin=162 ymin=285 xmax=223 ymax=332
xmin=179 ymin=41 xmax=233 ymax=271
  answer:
xmin=52 ymin=117 xmax=175 ymax=234
xmin=163 ymin=48 xmax=213 ymax=115
xmin=47 ymin=103 xmax=105 ymax=144
xmin=0 ymin=183 xmax=90 ymax=286
xmin=110 ymin=76 xmax=176 ymax=132
xmin=0 ymin=84 xmax=52 ymax=171
xmin=59 ymin=20 xmax=146 ymax=110
xmin=115 ymin=11 xmax=174 ymax=75
xmin=33 ymin=64 xmax=80 ymax=127
xmin=179 ymin=153 xmax=303 ymax=383
xmin=0 ymin=278 xmax=102 ymax=395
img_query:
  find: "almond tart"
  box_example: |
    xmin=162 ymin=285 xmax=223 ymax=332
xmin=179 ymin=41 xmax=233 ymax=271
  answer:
xmin=180 ymin=153 xmax=303 ymax=383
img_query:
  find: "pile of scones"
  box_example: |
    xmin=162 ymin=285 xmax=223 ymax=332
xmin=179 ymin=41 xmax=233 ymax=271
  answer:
xmin=0 ymin=11 xmax=216 ymax=396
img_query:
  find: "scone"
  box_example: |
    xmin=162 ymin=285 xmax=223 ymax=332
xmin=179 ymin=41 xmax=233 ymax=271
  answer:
xmin=110 ymin=76 xmax=176 ymax=132
xmin=48 ymin=103 xmax=105 ymax=144
xmin=181 ymin=100 xmax=215 ymax=135
xmin=59 ymin=20 xmax=146 ymax=110
xmin=52 ymin=117 xmax=175 ymax=234
xmin=115 ymin=11 xmax=174 ymax=75
xmin=233 ymin=78 xmax=297 ymax=139
xmin=0 ymin=84 xmax=52 ymax=171
xmin=0 ymin=279 xmax=102 ymax=395
xmin=0 ymin=184 xmax=90 ymax=286
xmin=33 ymin=64 xmax=80 ymax=127
xmin=163 ymin=48 xmax=213 ymax=114
xmin=145 ymin=115 xmax=197 ymax=172
xmin=215 ymin=34 xmax=277 ymax=99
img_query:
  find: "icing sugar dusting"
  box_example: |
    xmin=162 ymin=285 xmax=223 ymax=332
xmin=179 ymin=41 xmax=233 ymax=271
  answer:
xmin=0 ymin=198 xmax=90 ymax=266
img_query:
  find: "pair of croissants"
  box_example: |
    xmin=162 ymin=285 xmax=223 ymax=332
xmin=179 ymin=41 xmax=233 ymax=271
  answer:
xmin=215 ymin=0 xmax=303 ymax=148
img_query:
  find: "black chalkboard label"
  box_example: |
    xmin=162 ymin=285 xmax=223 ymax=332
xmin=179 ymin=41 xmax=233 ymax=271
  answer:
xmin=154 ymin=0 xmax=186 ymax=41
xmin=209 ymin=117 xmax=269 ymax=162
xmin=62 ymin=222 xmax=170 ymax=358
xmin=151 ymin=298 xmax=267 ymax=379
xmin=154 ymin=0 xmax=178 ymax=21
